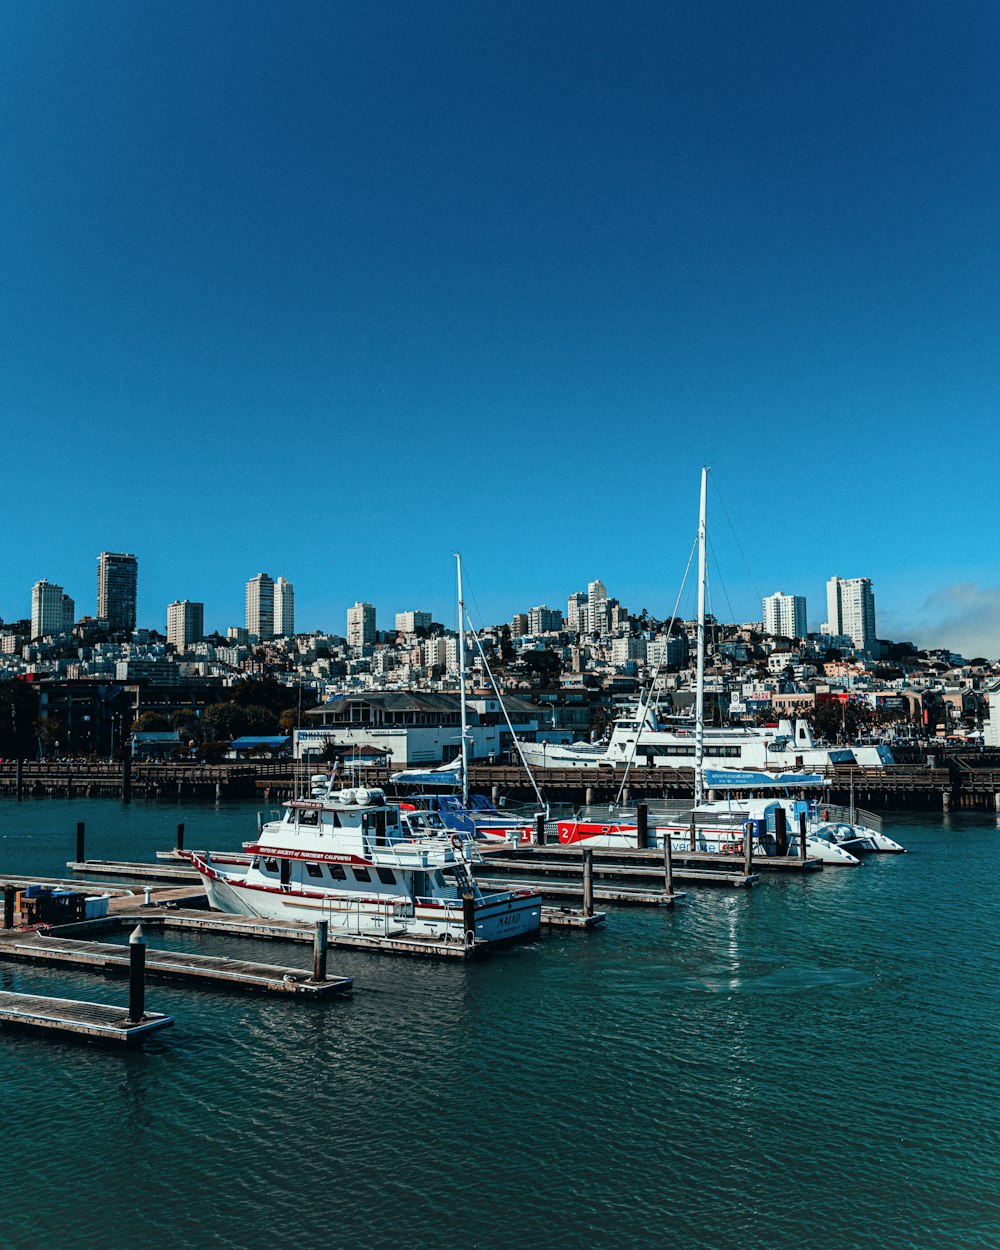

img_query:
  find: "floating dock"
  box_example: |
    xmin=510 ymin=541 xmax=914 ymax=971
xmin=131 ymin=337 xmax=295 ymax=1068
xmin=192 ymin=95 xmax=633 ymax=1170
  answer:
xmin=0 ymin=932 xmax=352 ymax=997
xmin=0 ymin=991 xmax=173 ymax=1044
xmin=475 ymin=845 xmax=764 ymax=889
xmin=68 ymin=859 xmax=200 ymax=882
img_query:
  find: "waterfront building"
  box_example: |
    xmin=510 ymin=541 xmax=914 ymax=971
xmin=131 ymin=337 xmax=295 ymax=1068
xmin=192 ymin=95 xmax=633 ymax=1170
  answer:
xmin=347 ymin=601 xmax=376 ymax=649
xmin=763 ymin=592 xmax=808 ymax=640
xmin=167 ymin=600 xmax=204 ymax=650
xmin=246 ymin=573 xmax=274 ymax=640
xmin=826 ymin=577 xmax=877 ymax=652
xmin=274 ymin=576 xmax=295 ymax=636
xmin=31 ymin=580 xmax=74 ymax=640
xmin=395 ymin=610 xmax=431 ymax=634
xmin=97 ymin=552 xmax=138 ymax=633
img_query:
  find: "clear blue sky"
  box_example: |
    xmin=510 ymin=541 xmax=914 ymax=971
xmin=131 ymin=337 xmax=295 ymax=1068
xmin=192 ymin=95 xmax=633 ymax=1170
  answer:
xmin=3 ymin=2 xmax=999 ymax=654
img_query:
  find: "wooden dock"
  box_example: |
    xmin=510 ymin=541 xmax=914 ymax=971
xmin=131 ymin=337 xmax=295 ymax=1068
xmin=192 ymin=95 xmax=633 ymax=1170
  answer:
xmin=0 ymin=990 xmax=173 ymax=1044
xmin=0 ymin=932 xmax=352 ymax=997
xmin=475 ymin=846 xmax=762 ymax=889
xmin=68 ymin=859 xmax=200 ymax=882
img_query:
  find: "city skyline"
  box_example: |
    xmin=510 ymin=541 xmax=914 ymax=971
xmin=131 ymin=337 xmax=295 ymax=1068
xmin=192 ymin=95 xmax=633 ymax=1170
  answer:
xmin=3 ymin=5 xmax=1000 ymax=656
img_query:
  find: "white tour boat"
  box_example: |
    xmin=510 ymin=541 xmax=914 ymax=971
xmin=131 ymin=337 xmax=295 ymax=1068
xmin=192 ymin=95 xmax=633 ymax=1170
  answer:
xmin=189 ymin=784 xmax=542 ymax=943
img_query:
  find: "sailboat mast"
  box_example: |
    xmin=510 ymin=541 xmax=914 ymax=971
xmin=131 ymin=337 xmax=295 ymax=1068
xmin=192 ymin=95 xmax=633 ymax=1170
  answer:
xmin=694 ymin=467 xmax=708 ymax=806
xmin=456 ymin=551 xmax=470 ymax=806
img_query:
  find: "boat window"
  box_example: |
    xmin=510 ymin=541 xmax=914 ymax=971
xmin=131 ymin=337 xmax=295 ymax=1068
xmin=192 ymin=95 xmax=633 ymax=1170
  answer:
xmin=263 ymin=859 xmax=278 ymax=873
xmin=352 ymin=867 xmax=371 ymax=882
xmin=298 ymin=809 xmax=319 ymax=826
xmin=375 ymin=867 xmax=395 ymax=885
xmin=328 ymin=864 xmax=346 ymax=880
xmin=305 ymin=862 xmax=323 ymax=878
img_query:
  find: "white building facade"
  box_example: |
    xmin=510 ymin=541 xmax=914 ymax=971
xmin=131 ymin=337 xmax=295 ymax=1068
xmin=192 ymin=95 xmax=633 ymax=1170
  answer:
xmin=826 ymin=577 xmax=877 ymax=652
xmin=763 ymin=592 xmax=807 ymax=639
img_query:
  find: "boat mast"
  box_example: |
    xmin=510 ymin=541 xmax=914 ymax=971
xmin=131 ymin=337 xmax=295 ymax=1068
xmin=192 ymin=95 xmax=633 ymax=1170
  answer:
xmin=456 ymin=551 xmax=470 ymax=807
xmin=694 ymin=466 xmax=708 ymax=806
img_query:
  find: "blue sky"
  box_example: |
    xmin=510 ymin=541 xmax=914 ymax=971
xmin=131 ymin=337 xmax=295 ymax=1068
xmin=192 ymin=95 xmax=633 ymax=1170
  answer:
xmin=2 ymin=2 xmax=999 ymax=654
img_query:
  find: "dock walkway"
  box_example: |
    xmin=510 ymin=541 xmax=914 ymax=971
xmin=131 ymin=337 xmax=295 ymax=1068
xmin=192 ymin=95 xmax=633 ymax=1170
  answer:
xmin=0 ymin=932 xmax=352 ymax=997
xmin=0 ymin=990 xmax=173 ymax=1043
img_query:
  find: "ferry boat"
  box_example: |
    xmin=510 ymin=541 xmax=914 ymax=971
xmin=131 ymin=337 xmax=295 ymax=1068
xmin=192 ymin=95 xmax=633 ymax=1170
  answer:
xmin=189 ymin=784 xmax=542 ymax=943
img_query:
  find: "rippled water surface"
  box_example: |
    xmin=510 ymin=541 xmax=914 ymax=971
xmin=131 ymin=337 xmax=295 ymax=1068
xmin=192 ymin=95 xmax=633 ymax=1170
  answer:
xmin=0 ymin=799 xmax=998 ymax=1250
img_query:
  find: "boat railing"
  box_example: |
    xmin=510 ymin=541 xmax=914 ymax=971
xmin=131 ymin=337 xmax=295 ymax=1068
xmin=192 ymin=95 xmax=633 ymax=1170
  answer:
xmin=820 ymin=802 xmax=882 ymax=833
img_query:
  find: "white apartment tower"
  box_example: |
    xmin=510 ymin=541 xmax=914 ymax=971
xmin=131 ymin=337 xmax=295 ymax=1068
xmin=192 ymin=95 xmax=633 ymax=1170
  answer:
xmin=167 ymin=600 xmax=204 ymax=650
xmin=246 ymin=573 xmax=275 ymax=640
xmin=274 ymin=577 xmax=295 ymax=636
xmin=825 ymin=576 xmax=877 ymax=652
xmin=763 ymin=592 xmax=807 ymax=640
xmin=347 ymin=601 xmax=376 ymax=649
xmin=31 ymin=580 xmax=74 ymax=639
xmin=566 ymin=592 xmax=588 ymax=632
xmin=395 ymin=610 xmax=431 ymax=634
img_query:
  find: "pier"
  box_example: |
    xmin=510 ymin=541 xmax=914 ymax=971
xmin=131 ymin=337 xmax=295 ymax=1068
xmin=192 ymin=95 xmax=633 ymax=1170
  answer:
xmin=0 ymin=991 xmax=173 ymax=1044
xmin=8 ymin=751 xmax=1000 ymax=811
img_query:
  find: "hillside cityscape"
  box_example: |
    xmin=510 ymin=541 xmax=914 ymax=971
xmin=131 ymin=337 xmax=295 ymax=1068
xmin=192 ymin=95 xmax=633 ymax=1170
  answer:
xmin=1 ymin=549 xmax=997 ymax=762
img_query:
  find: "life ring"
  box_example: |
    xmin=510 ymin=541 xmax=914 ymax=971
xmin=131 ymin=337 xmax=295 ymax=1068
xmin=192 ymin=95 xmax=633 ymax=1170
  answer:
xmin=450 ymin=834 xmax=464 ymax=850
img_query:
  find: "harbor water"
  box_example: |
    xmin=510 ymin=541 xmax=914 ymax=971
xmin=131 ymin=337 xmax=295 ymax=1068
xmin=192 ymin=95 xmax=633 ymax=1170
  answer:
xmin=0 ymin=798 xmax=997 ymax=1250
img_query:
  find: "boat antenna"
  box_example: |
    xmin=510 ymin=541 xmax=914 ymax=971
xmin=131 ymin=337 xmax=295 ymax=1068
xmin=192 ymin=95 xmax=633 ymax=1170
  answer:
xmin=694 ymin=466 xmax=709 ymax=806
xmin=455 ymin=551 xmax=470 ymax=807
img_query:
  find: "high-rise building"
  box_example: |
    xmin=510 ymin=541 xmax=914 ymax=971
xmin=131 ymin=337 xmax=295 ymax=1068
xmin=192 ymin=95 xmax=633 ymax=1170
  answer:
xmin=763 ymin=592 xmax=807 ymax=640
xmin=31 ymin=580 xmax=74 ymax=639
xmin=167 ymin=600 xmax=204 ymax=650
xmin=274 ymin=577 xmax=295 ymax=636
xmin=566 ymin=592 xmax=588 ymax=632
xmin=825 ymin=577 xmax=877 ymax=652
xmin=528 ymin=605 xmax=563 ymax=634
xmin=395 ymin=610 xmax=432 ymax=634
xmin=347 ymin=601 xmax=376 ymax=649
xmin=97 ymin=552 xmax=138 ymax=633
xmin=246 ymin=573 xmax=275 ymax=640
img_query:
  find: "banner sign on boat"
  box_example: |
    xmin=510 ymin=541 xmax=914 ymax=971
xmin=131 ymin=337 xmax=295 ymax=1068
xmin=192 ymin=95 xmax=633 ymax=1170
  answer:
xmin=703 ymin=769 xmax=828 ymax=790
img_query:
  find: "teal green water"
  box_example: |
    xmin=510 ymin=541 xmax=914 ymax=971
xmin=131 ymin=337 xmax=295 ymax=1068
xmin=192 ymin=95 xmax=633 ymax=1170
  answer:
xmin=0 ymin=798 xmax=998 ymax=1250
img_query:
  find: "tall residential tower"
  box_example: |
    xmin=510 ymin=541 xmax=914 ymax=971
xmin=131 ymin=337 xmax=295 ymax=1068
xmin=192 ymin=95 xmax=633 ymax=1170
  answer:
xmin=246 ymin=573 xmax=275 ymax=640
xmin=97 ymin=552 xmax=138 ymax=633
xmin=825 ymin=576 xmax=877 ymax=652
xmin=762 ymin=592 xmax=807 ymax=639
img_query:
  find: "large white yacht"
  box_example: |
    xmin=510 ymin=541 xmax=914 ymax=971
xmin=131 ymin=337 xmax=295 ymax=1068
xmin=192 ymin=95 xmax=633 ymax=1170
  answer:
xmin=189 ymin=782 xmax=542 ymax=943
xmin=521 ymin=712 xmax=868 ymax=771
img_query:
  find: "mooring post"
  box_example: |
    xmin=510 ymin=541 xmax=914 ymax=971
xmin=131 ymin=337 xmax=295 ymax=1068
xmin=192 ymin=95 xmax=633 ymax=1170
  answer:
xmin=535 ymin=811 xmax=546 ymax=846
xmin=15 ymin=758 xmax=23 ymax=802
xmin=689 ymin=814 xmax=696 ymax=852
xmin=585 ymin=786 xmax=594 ymax=805
xmin=636 ymin=802 xmax=648 ymax=850
xmin=663 ymin=833 xmax=674 ymax=897
xmin=462 ymin=891 xmax=476 ymax=946
xmin=3 ymin=886 xmax=15 ymax=930
xmin=76 ymin=821 xmax=85 ymax=863
xmin=798 ymin=811 xmax=807 ymax=860
xmin=744 ymin=818 xmax=753 ymax=877
xmin=312 ymin=920 xmax=329 ymax=982
xmin=176 ymin=822 xmax=185 ymax=852
xmin=942 ymin=791 xmax=951 ymax=812
xmin=582 ymin=848 xmax=594 ymax=916
xmin=122 ymin=750 xmax=132 ymax=804
xmin=774 ymin=806 xmax=788 ymax=856
xmin=128 ymin=925 xmax=146 ymax=1023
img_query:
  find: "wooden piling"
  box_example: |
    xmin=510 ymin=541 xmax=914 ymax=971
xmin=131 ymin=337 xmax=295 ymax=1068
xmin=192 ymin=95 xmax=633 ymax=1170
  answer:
xmin=3 ymin=886 xmax=15 ymax=930
xmin=663 ymin=835 xmax=674 ymax=896
xmin=176 ymin=822 xmax=185 ymax=852
xmin=636 ymin=803 xmax=648 ymax=850
xmin=743 ymin=819 xmax=753 ymax=876
xmin=689 ymin=815 xmax=696 ymax=852
xmin=76 ymin=821 xmax=85 ymax=864
xmin=15 ymin=758 xmax=23 ymax=801
xmin=128 ymin=925 xmax=146 ymax=1023
xmin=535 ymin=812 xmax=546 ymax=846
xmin=582 ymin=849 xmax=594 ymax=916
xmin=312 ymin=920 xmax=328 ymax=982
xmin=774 ymin=806 xmax=788 ymax=856
xmin=798 ymin=811 xmax=807 ymax=860
xmin=122 ymin=751 xmax=132 ymax=804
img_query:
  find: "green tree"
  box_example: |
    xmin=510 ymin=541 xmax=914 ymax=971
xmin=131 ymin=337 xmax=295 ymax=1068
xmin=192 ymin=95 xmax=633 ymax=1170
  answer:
xmin=230 ymin=677 xmax=295 ymax=715
xmin=134 ymin=711 xmax=171 ymax=732
xmin=522 ymin=650 xmax=562 ymax=689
